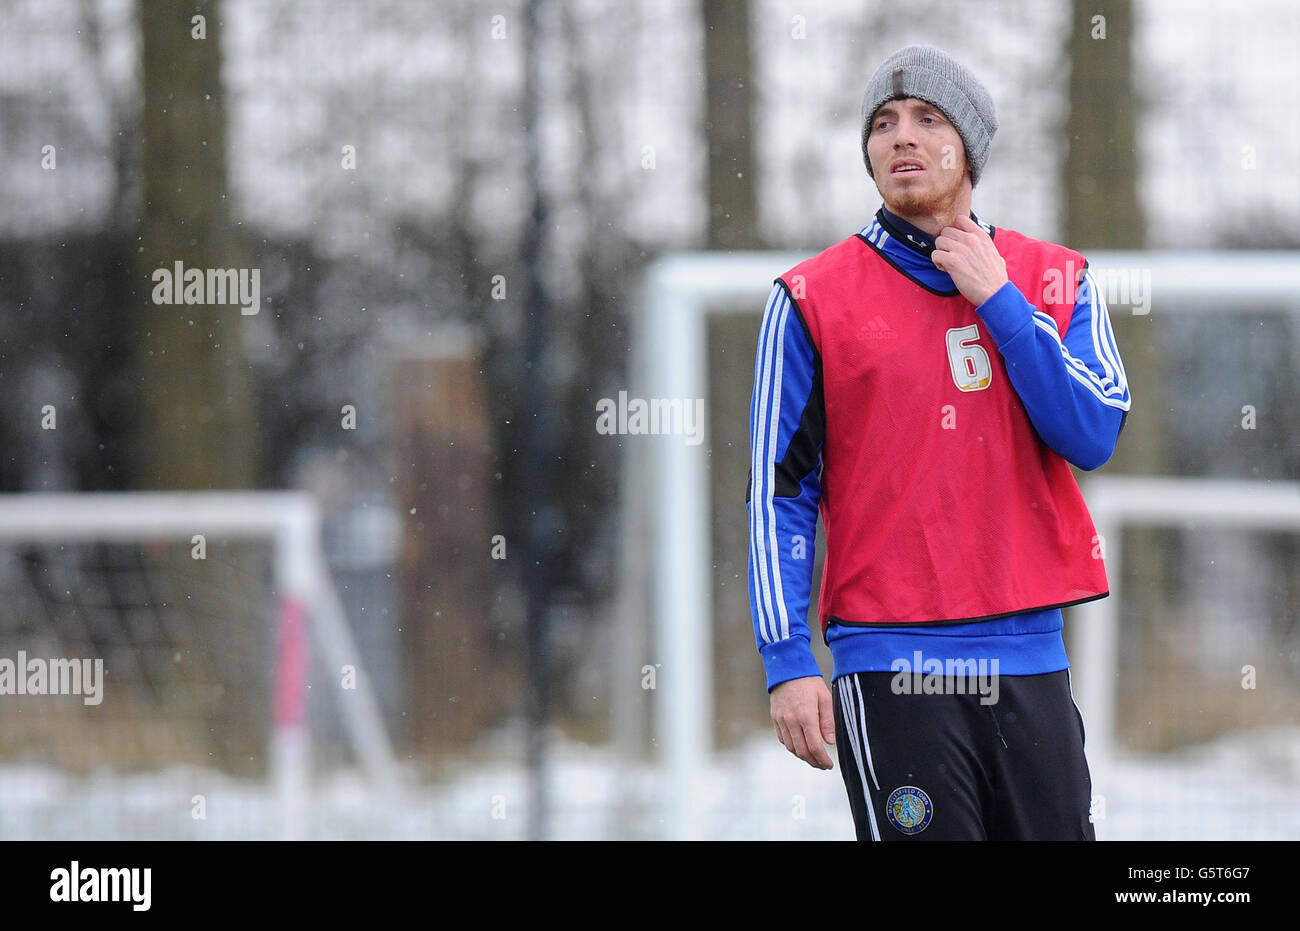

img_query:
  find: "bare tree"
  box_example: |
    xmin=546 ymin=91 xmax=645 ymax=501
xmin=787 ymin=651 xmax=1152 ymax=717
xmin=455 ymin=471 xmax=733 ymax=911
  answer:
xmin=704 ymin=0 xmax=761 ymax=249
xmin=132 ymin=0 xmax=256 ymax=489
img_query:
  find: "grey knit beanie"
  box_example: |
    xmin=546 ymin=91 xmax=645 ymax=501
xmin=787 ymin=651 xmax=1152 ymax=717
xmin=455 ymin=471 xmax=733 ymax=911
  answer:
xmin=860 ymin=45 xmax=998 ymax=187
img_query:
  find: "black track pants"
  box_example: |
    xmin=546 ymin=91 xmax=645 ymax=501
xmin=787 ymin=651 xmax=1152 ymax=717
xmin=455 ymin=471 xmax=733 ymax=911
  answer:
xmin=831 ymin=669 xmax=1096 ymax=841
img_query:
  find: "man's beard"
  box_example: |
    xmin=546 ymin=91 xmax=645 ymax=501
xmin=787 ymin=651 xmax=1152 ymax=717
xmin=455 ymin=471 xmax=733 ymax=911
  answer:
xmin=887 ymin=171 xmax=964 ymax=217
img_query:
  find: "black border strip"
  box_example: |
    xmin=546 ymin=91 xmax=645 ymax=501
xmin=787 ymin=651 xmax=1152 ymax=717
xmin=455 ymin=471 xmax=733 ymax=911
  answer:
xmin=828 ymin=590 xmax=1109 ymax=629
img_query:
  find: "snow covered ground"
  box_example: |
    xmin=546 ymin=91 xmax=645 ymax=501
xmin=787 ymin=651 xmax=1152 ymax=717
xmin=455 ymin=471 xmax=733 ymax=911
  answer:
xmin=2 ymin=725 xmax=1297 ymax=840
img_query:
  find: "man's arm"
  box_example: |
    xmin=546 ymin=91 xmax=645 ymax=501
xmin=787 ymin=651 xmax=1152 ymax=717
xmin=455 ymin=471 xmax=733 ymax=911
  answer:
xmin=747 ymin=281 xmax=825 ymax=691
xmin=972 ymin=266 xmax=1132 ymax=470
xmin=748 ymin=281 xmax=835 ymax=770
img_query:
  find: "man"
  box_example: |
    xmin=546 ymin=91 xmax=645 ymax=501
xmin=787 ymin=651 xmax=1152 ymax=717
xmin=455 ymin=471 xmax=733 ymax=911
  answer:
xmin=746 ymin=45 xmax=1131 ymax=840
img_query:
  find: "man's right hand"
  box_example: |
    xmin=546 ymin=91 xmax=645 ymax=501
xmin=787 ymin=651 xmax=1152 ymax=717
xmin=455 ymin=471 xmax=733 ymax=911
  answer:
xmin=770 ymin=675 xmax=836 ymax=770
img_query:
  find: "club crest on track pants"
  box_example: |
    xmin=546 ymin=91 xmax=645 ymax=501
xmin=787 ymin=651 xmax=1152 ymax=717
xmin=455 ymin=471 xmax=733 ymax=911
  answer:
xmin=831 ymin=668 xmax=1096 ymax=841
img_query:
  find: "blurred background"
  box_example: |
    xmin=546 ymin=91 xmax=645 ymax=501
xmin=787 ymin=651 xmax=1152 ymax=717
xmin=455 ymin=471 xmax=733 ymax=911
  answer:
xmin=0 ymin=0 xmax=1296 ymax=839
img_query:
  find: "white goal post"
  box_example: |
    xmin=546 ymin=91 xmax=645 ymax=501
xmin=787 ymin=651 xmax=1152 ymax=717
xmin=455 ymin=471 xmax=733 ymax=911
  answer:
xmin=0 ymin=491 xmax=398 ymax=839
xmin=1073 ymin=476 xmax=1300 ymax=778
xmin=624 ymin=249 xmax=1300 ymax=840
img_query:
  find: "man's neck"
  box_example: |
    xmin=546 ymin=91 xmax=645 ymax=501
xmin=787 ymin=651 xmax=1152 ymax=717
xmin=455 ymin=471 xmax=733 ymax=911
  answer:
xmin=890 ymin=209 xmax=955 ymax=238
xmin=877 ymin=205 xmax=992 ymax=261
xmin=883 ymin=199 xmax=967 ymax=238
xmin=882 ymin=184 xmax=973 ymax=237
xmin=879 ymin=206 xmax=940 ymax=254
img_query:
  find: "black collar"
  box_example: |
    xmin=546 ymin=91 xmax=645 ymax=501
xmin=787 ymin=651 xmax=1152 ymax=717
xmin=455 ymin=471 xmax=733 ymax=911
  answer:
xmin=878 ymin=207 xmax=937 ymax=255
xmin=877 ymin=206 xmax=992 ymax=257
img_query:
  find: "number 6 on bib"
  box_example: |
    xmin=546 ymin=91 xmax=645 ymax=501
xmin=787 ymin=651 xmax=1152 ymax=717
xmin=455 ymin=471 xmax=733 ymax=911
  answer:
xmin=946 ymin=324 xmax=992 ymax=391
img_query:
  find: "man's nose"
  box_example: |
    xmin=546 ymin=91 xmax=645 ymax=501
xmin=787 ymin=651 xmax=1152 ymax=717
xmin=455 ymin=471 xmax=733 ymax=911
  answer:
xmin=894 ymin=120 xmax=918 ymax=148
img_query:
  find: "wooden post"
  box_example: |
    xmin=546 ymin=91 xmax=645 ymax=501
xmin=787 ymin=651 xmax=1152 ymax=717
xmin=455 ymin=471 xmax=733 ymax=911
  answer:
xmin=392 ymin=330 xmax=517 ymax=755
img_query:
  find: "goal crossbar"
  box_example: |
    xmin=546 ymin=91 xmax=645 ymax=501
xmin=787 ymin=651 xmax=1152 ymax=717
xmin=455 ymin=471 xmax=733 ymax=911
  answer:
xmin=1073 ymin=476 xmax=1300 ymax=784
xmin=0 ymin=491 xmax=399 ymax=837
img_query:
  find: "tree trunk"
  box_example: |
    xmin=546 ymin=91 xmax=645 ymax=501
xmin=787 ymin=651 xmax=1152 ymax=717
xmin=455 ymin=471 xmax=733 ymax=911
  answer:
xmin=703 ymin=0 xmax=761 ymax=249
xmin=133 ymin=0 xmax=255 ymax=489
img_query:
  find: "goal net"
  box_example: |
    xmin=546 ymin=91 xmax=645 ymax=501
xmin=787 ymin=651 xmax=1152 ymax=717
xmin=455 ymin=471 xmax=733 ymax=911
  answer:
xmin=0 ymin=492 xmax=396 ymax=839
